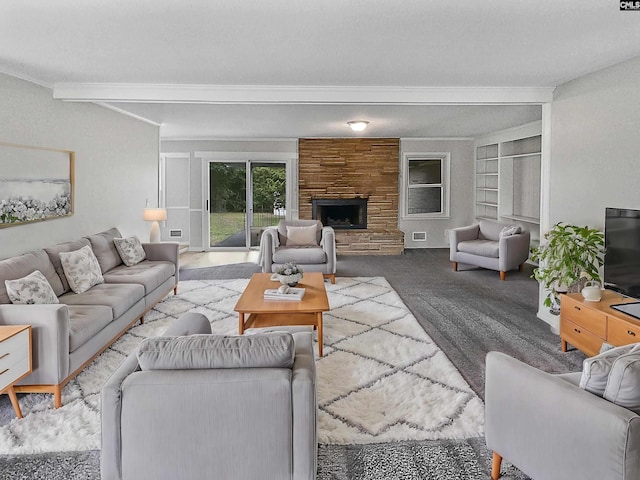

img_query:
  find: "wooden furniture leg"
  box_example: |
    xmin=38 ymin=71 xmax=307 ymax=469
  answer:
xmin=54 ymin=385 xmax=62 ymax=409
xmin=453 ymin=262 xmax=458 ymax=271
xmin=238 ymin=312 xmax=245 ymax=335
xmin=561 ymin=338 xmax=567 ymax=352
xmin=174 ymin=286 xmax=178 ymax=295
xmin=500 ymin=271 xmax=506 ymax=281
xmin=323 ymin=274 xmax=336 ymax=284
xmin=491 ymin=452 xmax=502 ymax=480
xmin=6 ymin=386 xmax=23 ymax=418
xmin=519 ymin=263 xmax=524 ymax=272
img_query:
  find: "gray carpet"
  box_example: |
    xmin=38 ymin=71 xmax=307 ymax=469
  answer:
xmin=0 ymin=249 xmax=584 ymax=479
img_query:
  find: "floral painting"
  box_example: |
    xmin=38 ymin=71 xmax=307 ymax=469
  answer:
xmin=0 ymin=142 xmax=74 ymax=228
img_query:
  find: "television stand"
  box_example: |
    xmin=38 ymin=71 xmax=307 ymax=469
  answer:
xmin=560 ymin=290 xmax=640 ymax=357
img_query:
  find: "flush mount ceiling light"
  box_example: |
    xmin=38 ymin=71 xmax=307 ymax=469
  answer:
xmin=347 ymin=120 xmax=369 ymax=132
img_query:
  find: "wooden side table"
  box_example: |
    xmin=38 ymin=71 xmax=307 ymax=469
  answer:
xmin=0 ymin=325 xmax=32 ymax=418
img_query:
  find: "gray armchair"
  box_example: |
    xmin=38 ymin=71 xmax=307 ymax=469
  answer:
xmin=259 ymin=219 xmax=336 ymax=284
xmin=101 ymin=313 xmax=317 ymax=480
xmin=449 ymin=219 xmax=530 ymax=280
xmin=485 ymin=351 xmax=640 ymax=480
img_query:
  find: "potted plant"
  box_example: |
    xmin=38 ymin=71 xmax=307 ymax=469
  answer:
xmin=530 ymin=222 xmax=605 ymax=314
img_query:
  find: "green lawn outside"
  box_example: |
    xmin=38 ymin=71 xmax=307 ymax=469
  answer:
xmin=210 ymin=212 xmax=283 ymax=245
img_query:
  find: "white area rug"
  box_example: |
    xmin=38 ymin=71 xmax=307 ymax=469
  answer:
xmin=0 ymin=277 xmax=484 ymax=454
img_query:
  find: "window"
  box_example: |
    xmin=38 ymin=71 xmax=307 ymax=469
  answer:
xmin=402 ymin=153 xmax=450 ymax=218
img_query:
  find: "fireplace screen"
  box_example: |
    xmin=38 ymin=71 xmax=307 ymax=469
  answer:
xmin=312 ymin=198 xmax=367 ymax=230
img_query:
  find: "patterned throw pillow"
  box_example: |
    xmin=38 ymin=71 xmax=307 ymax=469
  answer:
xmin=59 ymin=245 xmax=104 ymax=294
xmin=4 ymin=270 xmax=60 ymax=304
xmin=113 ymin=236 xmax=146 ymax=266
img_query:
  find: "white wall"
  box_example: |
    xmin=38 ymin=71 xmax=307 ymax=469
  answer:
xmin=536 ymin=54 xmax=640 ymax=330
xmin=548 ymin=55 xmax=640 ymax=229
xmin=399 ymin=138 xmax=475 ymax=248
xmin=0 ymin=73 xmax=160 ymax=259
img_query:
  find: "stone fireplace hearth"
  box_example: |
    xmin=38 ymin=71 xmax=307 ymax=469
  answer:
xmin=298 ymin=138 xmax=404 ymax=255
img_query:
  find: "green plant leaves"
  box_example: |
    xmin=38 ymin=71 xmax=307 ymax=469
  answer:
xmin=530 ymin=222 xmax=604 ymax=309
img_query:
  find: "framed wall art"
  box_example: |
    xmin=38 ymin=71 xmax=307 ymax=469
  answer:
xmin=0 ymin=142 xmax=75 ymax=228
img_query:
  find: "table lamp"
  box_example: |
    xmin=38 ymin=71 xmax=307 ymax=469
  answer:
xmin=143 ymin=208 xmax=167 ymax=242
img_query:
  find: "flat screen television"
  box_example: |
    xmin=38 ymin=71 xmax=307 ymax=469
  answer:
xmin=604 ymin=207 xmax=640 ymax=319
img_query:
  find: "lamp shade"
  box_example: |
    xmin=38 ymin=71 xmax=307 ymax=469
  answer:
xmin=143 ymin=208 xmax=167 ymax=222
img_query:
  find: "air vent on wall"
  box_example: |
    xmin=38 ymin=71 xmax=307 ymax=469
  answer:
xmin=169 ymin=229 xmax=183 ymax=238
xmin=412 ymin=232 xmax=427 ymax=242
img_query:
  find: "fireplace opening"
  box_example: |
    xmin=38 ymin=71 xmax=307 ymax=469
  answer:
xmin=312 ymin=198 xmax=367 ymax=230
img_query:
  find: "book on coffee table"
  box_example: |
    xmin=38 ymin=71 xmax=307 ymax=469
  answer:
xmin=263 ymin=287 xmax=306 ymax=301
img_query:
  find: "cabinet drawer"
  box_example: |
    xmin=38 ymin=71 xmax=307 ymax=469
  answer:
xmin=562 ymin=318 xmax=603 ymax=357
xmin=561 ymin=297 xmax=607 ymax=338
xmin=0 ymin=328 xmax=30 ymax=372
xmin=0 ymin=353 xmax=30 ymax=392
xmin=607 ymin=316 xmax=640 ymax=346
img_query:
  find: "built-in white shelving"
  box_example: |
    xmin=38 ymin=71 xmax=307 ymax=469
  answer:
xmin=474 ymin=122 xmax=542 ymax=247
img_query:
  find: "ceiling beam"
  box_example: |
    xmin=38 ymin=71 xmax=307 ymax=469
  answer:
xmin=53 ymin=83 xmax=554 ymax=105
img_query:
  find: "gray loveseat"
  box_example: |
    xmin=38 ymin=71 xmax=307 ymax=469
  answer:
xmin=102 ymin=313 xmax=317 ymax=480
xmin=0 ymin=228 xmax=178 ymax=408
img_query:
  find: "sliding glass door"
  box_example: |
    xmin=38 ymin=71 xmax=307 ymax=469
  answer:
xmin=208 ymin=161 xmax=286 ymax=249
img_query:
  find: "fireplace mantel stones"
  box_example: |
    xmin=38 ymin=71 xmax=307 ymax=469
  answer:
xmin=298 ymin=138 xmax=404 ymax=255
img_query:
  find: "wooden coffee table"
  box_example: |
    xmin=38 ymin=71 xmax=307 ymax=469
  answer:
xmin=234 ymin=272 xmax=330 ymax=356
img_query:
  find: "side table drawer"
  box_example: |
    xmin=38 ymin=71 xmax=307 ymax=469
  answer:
xmin=0 ymin=328 xmax=30 ymax=391
xmin=560 ymin=296 xmax=607 ymax=338
xmin=607 ymin=316 xmax=640 ymax=346
xmin=562 ymin=318 xmax=603 ymax=357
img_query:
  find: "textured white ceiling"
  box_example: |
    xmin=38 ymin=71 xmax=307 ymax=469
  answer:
xmin=1 ymin=0 xmax=638 ymax=138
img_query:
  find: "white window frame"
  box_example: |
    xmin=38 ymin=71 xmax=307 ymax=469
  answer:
xmin=401 ymin=152 xmax=451 ymax=219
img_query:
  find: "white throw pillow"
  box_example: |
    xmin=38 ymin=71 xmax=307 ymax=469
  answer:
xmin=579 ymin=343 xmax=640 ymax=396
xmin=499 ymin=225 xmax=522 ymax=237
xmin=114 ymin=236 xmax=146 ymax=266
xmin=286 ymin=225 xmax=318 ymax=246
xmin=4 ymin=270 xmax=59 ymax=304
xmin=59 ymin=245 xmax=104 ymax=294
xmin=603 ymin=350 xmax=640 ymax=414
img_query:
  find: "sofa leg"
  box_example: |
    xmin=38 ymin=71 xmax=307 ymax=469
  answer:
xmin=491 ymin=451 xmax=502 ymax=480
xmin=54 ymin=386 xmax=62 ymax=409
xmin=519 ymin=263 xmax=524 ymax=272
xmin=500 ymin=271 xmax=506 ymax=281
xmin=453 ymin=262 xmax=458 ymax=272
xmin=323 ymin=274 xmax=336 ymax=284
xmin=174 ymin=286 xmax=178 ymax=295
xmin=139 ymin=315 xmax=145 ymax=325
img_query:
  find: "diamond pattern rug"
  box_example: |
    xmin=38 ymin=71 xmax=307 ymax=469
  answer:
xmin=0 ymin=277 xmax=483 ymax=454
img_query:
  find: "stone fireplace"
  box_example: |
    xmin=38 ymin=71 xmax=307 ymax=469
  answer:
xmin=298 ymin=138 xmax=404 ymax=255
xmin=312 ymin=198 xmax=367 ymax=230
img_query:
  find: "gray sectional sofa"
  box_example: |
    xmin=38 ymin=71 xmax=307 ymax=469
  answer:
xmin=0 ymin=228 xmax=179 ymax=407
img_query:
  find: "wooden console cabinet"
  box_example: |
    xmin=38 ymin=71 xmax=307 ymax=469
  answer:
xmin=560 ymin=290 xmax=640 ymax=357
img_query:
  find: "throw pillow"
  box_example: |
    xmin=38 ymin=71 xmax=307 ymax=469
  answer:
xmin=603 ymin=350 xmax=640 ymax=414
xmin=286 ymin=225 xmax=318 ymax=246
xmin=59 ymin=245 xmax=104 ymax=294
xmin=137 ymin=332 xmax=295 ymax=370
xmin=4 ymin=270 xmax=59 ymax=305
xmin=499 ymin=225 xmax=522 ymax=237
xmin=579 ymin=343 xmax=640 ymax=396
xmin=113 ymin=236 xmax=146 ymax=266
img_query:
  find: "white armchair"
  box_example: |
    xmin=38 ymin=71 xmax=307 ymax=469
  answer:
xmin=259 ymin=219 xmax=336 ymax=284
